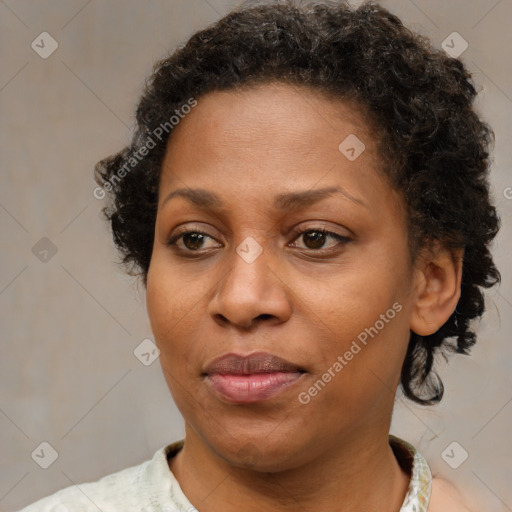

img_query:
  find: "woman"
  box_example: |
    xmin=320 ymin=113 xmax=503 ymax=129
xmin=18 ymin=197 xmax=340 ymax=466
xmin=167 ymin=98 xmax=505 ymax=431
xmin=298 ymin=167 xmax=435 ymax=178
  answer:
xmin=19 ymin=1 xmax=500 ymax=510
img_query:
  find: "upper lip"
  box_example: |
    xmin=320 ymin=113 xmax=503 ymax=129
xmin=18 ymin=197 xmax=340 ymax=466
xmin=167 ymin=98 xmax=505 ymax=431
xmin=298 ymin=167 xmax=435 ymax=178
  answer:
xmin=203 ymin=352 xmax=306 ymax=375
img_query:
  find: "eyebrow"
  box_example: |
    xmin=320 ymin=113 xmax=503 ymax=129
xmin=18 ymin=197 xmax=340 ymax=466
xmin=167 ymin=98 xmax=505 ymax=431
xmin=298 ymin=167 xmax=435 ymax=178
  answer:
xmin=161 ymin=185 xmax=367 ymax=212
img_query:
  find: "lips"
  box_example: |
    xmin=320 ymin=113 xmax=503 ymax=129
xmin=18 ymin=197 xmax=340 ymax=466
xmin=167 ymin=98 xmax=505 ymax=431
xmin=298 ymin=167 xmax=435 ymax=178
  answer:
xmin=203 ymin=352 xmax=306 ymax=404
xmin=204 ymin=352 xmax=304 ymax=375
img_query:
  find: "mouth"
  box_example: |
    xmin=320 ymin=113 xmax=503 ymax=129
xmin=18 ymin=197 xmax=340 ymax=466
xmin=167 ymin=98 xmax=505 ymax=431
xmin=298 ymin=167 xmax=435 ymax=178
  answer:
xmin=202 ymin=351 xmax=307 ymax=404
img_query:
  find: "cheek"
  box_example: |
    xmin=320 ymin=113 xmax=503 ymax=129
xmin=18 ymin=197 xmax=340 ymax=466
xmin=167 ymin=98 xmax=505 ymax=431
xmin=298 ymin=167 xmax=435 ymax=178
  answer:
xmin=299 ymin=315 xmax=409 ymax=432
xmin=146 ymin=265 xmax=185 ymax=368
xmin=299 ymin=275 xmax=409 ymax=409
xmin=146 ymin=257 xmax=199 ymax=337
xmin=146 ymin=269 xmax=170 ymax=343
xmin=146 ymin=275 xmax=195 ymax=409
xmin=146 ymin=263 xmax=209 ymax=378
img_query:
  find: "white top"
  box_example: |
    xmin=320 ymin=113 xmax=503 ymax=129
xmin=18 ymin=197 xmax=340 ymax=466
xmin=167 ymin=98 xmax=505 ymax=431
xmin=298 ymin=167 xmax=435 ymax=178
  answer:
xmin=18 ymin=435 xmax=431 ymax=512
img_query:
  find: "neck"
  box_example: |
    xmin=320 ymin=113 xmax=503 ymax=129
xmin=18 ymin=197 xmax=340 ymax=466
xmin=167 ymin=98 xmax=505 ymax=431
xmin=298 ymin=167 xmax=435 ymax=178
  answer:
xmin=169 ymin=426 xmax=410 ymax=512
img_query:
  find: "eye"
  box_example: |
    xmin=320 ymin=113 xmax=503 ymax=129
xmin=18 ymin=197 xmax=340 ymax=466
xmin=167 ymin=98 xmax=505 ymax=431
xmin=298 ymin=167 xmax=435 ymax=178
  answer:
xmin=167 ymin=226 xmax=351 ymax=256
xmin=289 ymin=227 xmax=351 ymax=252
xmin=167 ymin=229 xmax=221 ymax=253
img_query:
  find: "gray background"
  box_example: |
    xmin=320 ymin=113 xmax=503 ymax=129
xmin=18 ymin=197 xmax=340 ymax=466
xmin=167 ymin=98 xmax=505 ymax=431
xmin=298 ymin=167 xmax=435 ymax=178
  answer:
xmin=0 ymin=0 xmax=511 ymax=511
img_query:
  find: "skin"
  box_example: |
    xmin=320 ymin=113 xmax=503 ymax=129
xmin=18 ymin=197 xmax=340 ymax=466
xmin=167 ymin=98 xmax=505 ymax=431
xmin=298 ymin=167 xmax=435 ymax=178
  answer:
xmin=145 ymin=82 xmax=464 ymax=511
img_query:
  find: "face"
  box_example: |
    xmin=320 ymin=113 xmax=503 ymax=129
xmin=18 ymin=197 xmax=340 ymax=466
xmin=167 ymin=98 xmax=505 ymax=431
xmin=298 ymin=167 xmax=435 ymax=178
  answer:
xmin=146 ymin=82 xmax=419 ymax=472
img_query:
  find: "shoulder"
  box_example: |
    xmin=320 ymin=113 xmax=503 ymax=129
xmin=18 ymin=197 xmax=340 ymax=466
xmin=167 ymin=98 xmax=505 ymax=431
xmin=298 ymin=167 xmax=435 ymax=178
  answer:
xmin=16 ymin=462 xmax=148 ymax=512
xmin=428 ymin=476 xmax=474 ymax=512
xmin=16 ymin=443 xmax=178 ymax=512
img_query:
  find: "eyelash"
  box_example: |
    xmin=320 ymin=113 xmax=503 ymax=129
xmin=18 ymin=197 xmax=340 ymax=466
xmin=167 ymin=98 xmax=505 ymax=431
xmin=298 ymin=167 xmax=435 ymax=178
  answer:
xmin=166 ymin=227 xmax=351 ymax=257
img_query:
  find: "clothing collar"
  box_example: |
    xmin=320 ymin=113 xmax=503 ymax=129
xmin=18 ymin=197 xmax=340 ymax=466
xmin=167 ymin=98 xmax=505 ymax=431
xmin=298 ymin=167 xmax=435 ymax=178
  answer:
xmin=163 ymin=434 xmax=432 ymax=511
xmin=390 ymin=434 xmax=432 ymax=512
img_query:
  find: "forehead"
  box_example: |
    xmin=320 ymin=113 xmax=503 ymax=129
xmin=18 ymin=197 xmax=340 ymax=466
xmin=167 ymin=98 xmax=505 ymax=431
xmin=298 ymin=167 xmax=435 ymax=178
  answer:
xmin=159 ymin=82 xmax=397 ymax=215
xmin=166 ymin=82 xmax=375 ymax=158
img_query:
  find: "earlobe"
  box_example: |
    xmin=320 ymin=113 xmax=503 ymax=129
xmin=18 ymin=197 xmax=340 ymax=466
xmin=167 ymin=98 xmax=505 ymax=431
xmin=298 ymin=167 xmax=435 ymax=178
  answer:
xmin=409 ymin=242 xmax=464 ymax=336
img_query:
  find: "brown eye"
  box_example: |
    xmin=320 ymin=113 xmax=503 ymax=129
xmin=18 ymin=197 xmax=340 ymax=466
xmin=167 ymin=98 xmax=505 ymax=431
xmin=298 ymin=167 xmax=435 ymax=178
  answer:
xmin=181 ymin=232 xmax=207 ymax=250
xmin=302 ymin=230 xmax=328 ymax=249
xmin=290 ymin=228 xmax=351 ymax=252
xmin=167 ymin=230 xmax=220 ymax=253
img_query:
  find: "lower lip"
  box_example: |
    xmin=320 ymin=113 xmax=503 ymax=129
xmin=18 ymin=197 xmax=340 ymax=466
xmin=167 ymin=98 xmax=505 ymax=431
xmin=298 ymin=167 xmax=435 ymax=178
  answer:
xmin=205 ymin=372 xmax=304 ymax=403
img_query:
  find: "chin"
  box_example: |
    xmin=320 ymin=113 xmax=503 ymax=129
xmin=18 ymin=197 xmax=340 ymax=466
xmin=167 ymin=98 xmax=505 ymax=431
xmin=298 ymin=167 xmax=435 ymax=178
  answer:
xmin=204 ymin=429 xmax=314 ymax=474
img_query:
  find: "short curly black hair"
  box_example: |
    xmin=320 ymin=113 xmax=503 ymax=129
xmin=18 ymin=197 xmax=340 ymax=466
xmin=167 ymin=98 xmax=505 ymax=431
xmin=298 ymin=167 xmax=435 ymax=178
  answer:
xmin=95 ymin=0 xmax=501 ymax=405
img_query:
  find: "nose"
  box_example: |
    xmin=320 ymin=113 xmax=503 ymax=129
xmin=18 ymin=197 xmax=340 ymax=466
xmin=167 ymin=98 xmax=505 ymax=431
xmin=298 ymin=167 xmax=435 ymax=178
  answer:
xmin=208 ymin=240 xmax=293 ymax=330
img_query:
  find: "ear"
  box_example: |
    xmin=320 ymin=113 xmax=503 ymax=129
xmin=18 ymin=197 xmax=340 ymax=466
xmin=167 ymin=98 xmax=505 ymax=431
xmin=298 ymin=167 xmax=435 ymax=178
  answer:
xmin=410 ymin=241 xmax=464 ymax=336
